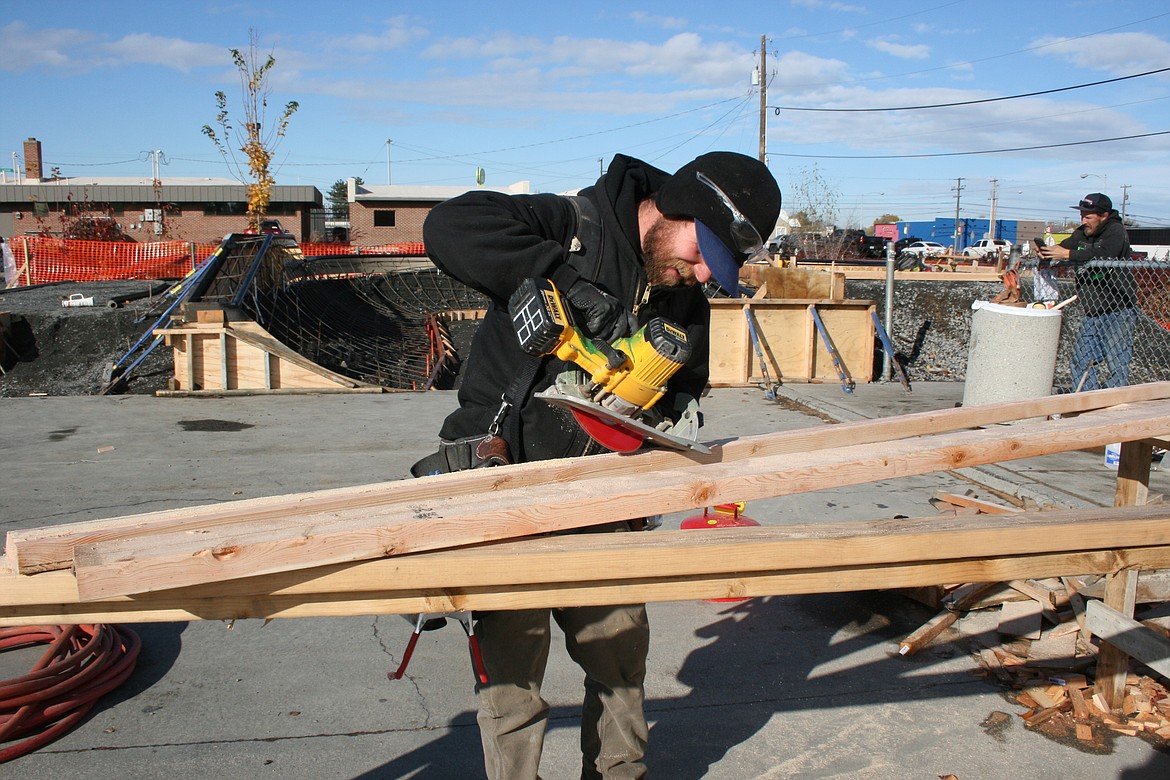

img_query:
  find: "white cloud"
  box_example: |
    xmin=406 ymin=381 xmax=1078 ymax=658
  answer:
xmin=771 ymin=50 xmax=852 ymax=92
xmin=628 ymin=11 xmax=688 ymax=30
xmin=867 ymin=39 xmax=931 ymax=60
xmin=789 ymin=0 xmax=868 ymax=13
xmin=1031 ymin=32 xmax=1170 ymax=75
xmin=103 ymin=33 xmax=227 ymax=72
xmin=0 ymin=21 xmax=94 ymax=72
xmin=336 ymin=15 xmax=429 ymax=53
xmin=422 ymin=31 xmax=752 ymax=88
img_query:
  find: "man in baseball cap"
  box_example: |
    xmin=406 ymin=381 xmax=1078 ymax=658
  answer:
xmin=656 ymin=151 xmax=781 ymax=296
xmin=421 ymin=150 xmax=780 ymax=778
xmin=1073 ymin=192 xmax=1113 ymax=214
xmin=1039 ymin=190 xmax=1135 ymax=390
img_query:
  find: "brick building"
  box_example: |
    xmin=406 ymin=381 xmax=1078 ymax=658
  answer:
xmin=346 ymin=178 xmax=531 ymax=245
xmin=0 ymin=179 xmax=323 ymax=244
xmin=0 ymin=138 xmax=531 ymax=245
xmin=0 ymin=137 xmax=321 ymax=243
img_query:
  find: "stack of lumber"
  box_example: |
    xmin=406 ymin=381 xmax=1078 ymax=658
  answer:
xmin=3 ymin=383 xmax=1170 ymax=629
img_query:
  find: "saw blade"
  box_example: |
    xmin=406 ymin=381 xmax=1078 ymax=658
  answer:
xmin=534 ymin=389 xmax=711 ymax=455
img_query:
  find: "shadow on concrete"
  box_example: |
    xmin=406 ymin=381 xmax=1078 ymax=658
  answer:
xmin=99 ymin=622 xmax=189 ymax=708
xmin=307 ymin=591 xmax=1170 ymax=778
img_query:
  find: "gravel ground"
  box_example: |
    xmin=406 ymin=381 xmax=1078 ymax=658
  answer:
xmin=0 ymin=280 xmax=176 ymax=397
xmin=848 ymin=278 xmax=1005 ymax=381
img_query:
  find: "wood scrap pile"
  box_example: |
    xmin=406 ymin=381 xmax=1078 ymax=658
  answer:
xmin=899 ymin=489 xmax=1170 ymax=746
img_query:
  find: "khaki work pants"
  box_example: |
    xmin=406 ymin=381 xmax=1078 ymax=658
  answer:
xmin=475 ymin=603 xmax=650 ymax=780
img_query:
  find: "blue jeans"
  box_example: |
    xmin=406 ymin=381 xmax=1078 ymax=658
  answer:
xmin=1071 ymin=308 xmax=1138 ymax=390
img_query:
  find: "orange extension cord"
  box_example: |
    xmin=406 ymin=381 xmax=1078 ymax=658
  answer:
xmin=0 ymin=624 xmax=140 ymax=763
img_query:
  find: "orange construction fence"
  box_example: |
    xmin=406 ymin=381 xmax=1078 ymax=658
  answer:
xmin=5 ymin=237 xmax=220 ymax=286
xmin=4 ymin=238 xmax=428 ymax=287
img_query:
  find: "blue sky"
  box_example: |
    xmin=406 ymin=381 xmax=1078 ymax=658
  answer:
xmin=4 ymin=1 xmax=1170 ymax=229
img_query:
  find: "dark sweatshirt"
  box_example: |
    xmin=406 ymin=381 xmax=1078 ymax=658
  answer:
xmin=1057 ymin=212 xmax=1135 ymax=315
xmin=422 ymin=154 xmax=710 ymax=463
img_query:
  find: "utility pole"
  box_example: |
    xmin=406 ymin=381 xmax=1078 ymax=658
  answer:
xmin=758 ymin=35 xmax=767 ymax=164
xmin=386 ymin=138 xmax=393 ymax=186
xmin=1120 ymin=184 xmax=1130 ymax=222
xmin=952 ymin=177 xmax=964 ymax=252
xmin=988 ymin=177 xmax=998 ymax=240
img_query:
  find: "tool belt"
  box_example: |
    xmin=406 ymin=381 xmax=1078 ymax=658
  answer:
xmin=410 ymin=433 xmax=510 ymax=477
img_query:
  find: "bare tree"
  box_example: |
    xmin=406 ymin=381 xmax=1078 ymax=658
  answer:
xmin=202 ymin=31 xmax=299 ymax=231
xmin=788 ymin=165 xmax=853 ymax=260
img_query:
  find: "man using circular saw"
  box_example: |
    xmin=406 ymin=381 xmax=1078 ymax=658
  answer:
xmin=419 ymin=151 xmax=780 ymax=779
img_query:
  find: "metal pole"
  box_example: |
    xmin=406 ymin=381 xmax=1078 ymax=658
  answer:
xmin=952 ymin=177 xmax=963 ymax=253
xmin=386 ymin=139 xmax=392 ymax=185
xmin=988 ymin=177 xmax=997 ymax=240
xmin=758 ymin=35 xmax=767 ymax=163
xmin=884 ymin=240 xmax=895 ymax=382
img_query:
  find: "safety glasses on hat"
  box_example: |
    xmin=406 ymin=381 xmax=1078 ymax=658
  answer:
xmin=695 ymin=171 xmax=767 ymax=262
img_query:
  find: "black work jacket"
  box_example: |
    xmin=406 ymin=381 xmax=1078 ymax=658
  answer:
xmin=1058 ymin=214 xmax=1135 ymax=315
xmin=422 ymin=154 xmax=711 ymax=463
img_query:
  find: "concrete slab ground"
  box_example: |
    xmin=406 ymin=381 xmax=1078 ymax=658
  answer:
xmin=2 ymin=383 xmax=1169 ymax=778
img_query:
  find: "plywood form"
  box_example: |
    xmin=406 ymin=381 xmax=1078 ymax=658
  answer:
xmin=159 ymin=319 xmax=381 ymax=393
xmin=707 ymin=298 xmax=875 ymax=386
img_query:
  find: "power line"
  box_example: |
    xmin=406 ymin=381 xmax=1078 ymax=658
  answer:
xmin=773 ymin=11 xmax=1170 ymax=90
xmin=767 ymin=129 xmax=1170 ymax=160
xmin=769 ymin=67 xmax=1170 ymax=113
xmin=42 ymin=157 xmax=144 ymax=168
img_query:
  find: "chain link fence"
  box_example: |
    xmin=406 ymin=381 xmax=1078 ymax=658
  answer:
xmin=1020 ymin=258 xmax=1170 ymax=392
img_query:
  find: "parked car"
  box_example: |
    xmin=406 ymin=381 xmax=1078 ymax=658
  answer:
xmin=893 ymin=236 xmax=923 ymax=255
xmin=962 ymin=238 xmax=1012 ymax=259
xmin=832 ymin=229 xmax=888 ymax=259
xmin=894 ymin=240 xmax=948 ymax=271
xmin=899 ymin=241 xmax=947 ymax=259
xmin=244 ymin=219 xmax=289 ymax=236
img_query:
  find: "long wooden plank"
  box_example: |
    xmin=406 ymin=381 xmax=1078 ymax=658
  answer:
xmin=10 ymin=382 xmax=1170 ymax=575
xmin=7 ymin=544 xmax=1170 ymax=627
xmin=4 ymin=504 xmax=1164 ymax=605
xmin=71 ymin=402 xmax=1170 ymax=600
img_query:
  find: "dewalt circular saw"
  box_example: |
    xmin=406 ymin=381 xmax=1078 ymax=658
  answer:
xmin=508 ymin=277 xmax=708 ymax=455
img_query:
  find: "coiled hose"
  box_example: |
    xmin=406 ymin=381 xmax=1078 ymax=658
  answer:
xmin=0 ymin=624 xmax=141 ymax=763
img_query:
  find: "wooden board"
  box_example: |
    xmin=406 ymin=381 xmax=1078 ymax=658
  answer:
xmin=9 ymin=382 xmax=1169 ymax=577
xmin=708 ymin=298 xmax=875 ymax=386
xmin=5 ymin=515 xmax=1170 ymax=626
xmin=64 ymin=398 xmax=1170 ymax=600
xmin=1086 ymin=600 xmax=1170 ymax=682
xmin=833 ymin=268 xmax=1003 ymax=282
xmin=740 ymin=267 xmax=845 ymax=300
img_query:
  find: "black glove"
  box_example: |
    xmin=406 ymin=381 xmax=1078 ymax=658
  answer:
xmin=565 ymin=280 xmax=638 ymax=341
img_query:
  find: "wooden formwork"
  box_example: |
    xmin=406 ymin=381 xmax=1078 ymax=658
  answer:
xmin=708 ymin=297 xmax=875 ymax=387
xmin=156 ymin=305 xmax=382 ymax=395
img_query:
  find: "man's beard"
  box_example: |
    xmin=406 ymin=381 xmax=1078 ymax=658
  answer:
xmin=643 ymin=216 xmax=696 ymax=288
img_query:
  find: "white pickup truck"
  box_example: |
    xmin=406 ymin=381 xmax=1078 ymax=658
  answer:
xmin=962 ymin=238 xmax=1012 ymax=259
